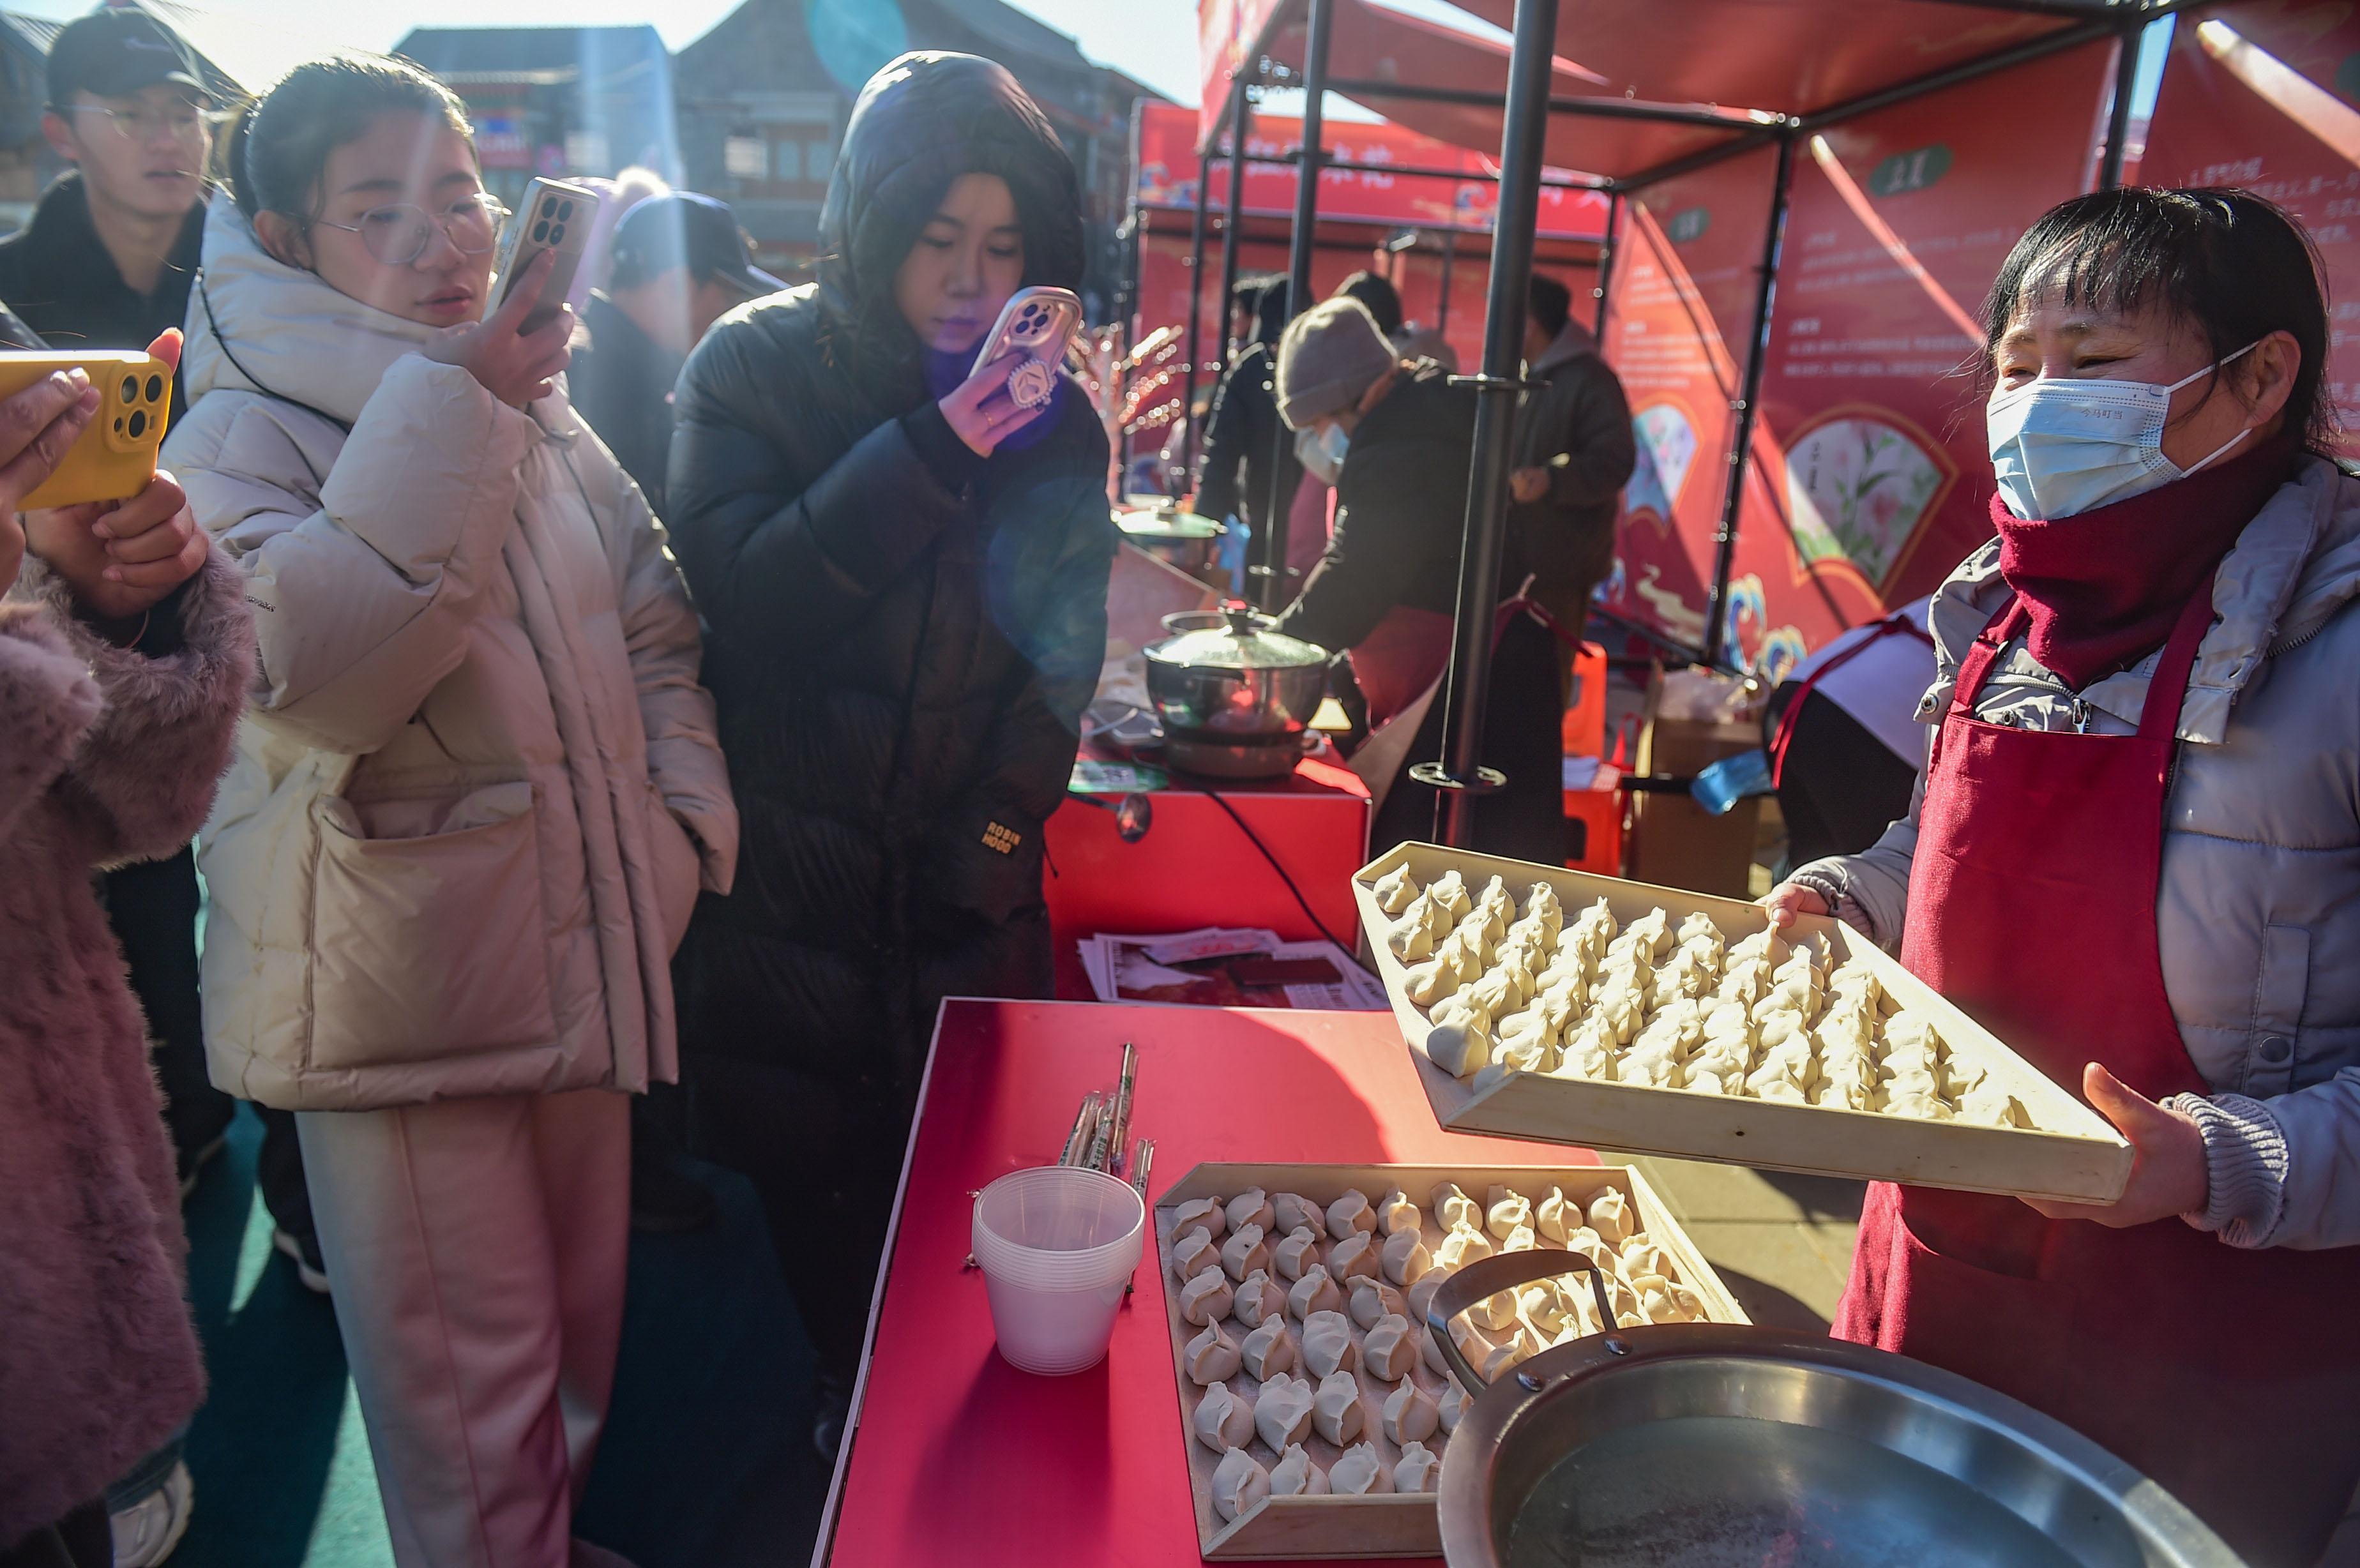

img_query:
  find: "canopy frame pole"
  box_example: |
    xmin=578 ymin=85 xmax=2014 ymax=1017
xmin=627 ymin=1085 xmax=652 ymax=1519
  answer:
xmin=1179 ymin=147 xmax=1213 ymax=475
xmin=1216 ymin=75 xmax=1252 ymax=361
xmin=1702 ymin=131 xmax=1796 ymax=671
xmin=1260 ymin=0 xmax=1336 ymax=611
xmin=1591 ymin=192 xmax=1622 ymax=334
xmin=1412 ymin=0 xmax=1559 ymax=845
xmin=1252 ymin=149 xmax=1604 ymax=190
xmin=1325 ymin=75 xmax=1780 ymax=132
xmin=1437 ymin=227 xmax=1458 ymax=336
xmin=2098 ymin=21 xmax=2142 ymax=188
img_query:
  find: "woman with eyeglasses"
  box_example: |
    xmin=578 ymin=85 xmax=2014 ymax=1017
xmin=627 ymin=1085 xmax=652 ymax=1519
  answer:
xmin=163 ymin=56 xmax=736 ymax=1568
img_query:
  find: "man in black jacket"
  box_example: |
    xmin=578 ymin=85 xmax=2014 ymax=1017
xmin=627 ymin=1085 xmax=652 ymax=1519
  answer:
xmin=1193 ymin=275 xmax=1299 ymax=543
xmin=1273 ymin=297 xmax=1564 ymax=863
xmin=568 ymin=190 xmax=781 ymax=518
xmin=1509 ymin=272 xmax=1635 ymax=686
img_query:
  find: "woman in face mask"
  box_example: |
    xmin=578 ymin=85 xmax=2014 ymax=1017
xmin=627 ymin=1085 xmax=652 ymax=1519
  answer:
xmin=1765 ymin=187 xmax=2360 ymax=1564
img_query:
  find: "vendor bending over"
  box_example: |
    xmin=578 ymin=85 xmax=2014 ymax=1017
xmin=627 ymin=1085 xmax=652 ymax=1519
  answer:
xmin=1270 ymin=296 xmax=1564 ymax=864
xmin=1767 ymin=186 xmax=2360 ymax=1566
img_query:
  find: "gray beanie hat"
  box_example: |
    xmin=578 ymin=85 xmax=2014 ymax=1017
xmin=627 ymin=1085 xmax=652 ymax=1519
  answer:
xmin=1276 ymin=297 xmax=1399 ymax=429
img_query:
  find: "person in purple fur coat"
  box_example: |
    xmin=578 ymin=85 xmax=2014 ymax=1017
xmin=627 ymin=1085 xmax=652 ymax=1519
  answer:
xmin=0 ymin=342 xmax=252 ymax=1568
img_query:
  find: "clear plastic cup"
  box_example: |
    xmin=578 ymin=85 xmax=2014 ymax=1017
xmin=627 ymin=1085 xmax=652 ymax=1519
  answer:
xmin=972 ymin=1166 xmax=1146 ymax=1375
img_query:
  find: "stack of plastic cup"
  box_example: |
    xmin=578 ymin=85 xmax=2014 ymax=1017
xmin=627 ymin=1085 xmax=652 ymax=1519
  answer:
xmin=971 ymin=1165 xmax=1146 ymax=1375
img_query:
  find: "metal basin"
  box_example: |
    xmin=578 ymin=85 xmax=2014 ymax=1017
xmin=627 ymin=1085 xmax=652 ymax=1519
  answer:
xmin=1430 ymin=1253 xmax=2242 ymax=1568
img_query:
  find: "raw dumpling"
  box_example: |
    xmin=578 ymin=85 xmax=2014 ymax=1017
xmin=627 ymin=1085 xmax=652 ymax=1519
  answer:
xmin=1425 ymin=1020 xmax=1493 ymax=1079
xmin=1883 ymin=1089 xmax=1956 ymax=1121
xmin=1326 ymin=1189 xmax=1377 ymax=1240
xmin=1172 ymin=1196 xmax=1226 ymax=1242
xmin=1962 ymin=1086 xmax=2032 ymax=1128
xmin=1403 ymin=949 xmax=1468 ymax=1008
xmin=1226 ymin=1188 xmax=1275 ymax=1235
xmin=1328 ymin=1231 xmax=1382 ymax=1283
xmin=1637 ymin=1274 xmax=1706 ymax=1323
xmin=1312 ymin=1370 xmax=1367 ymax=1445
xmin=1372 ymin=863 xmax=1420 ymax=916
xmin=1425 ymin=1315 xmax=1494 ymax=1378
xmin=1590 ymin=985 xmax=1645 ymax=1047
xmin=1329 ymin=1442 xmax=1393 ymax=1495
xmin=1621 ymin=1237 xmax=1672 ymax=1281
xmin=1405 ymin=1269 xmax=1451 ymax=1329
xmin=1685 ymin=1064 xmax=1742 ymax=1096
xmin=1467 ymin=1284 xmax=1519 ymax=1332
xmin=1429 ymin=869 xmax=1471 ymax=919
xmin=1184 ymin=1322 xmax=1243 ymax=1385
xmin=1391 ymin=915 xmax=1437 ymax=963
xmin=1607 ymin=907 xmax=1672 ymax=964
xmin=1438 ymin=1377 xmax=1472 ymax=1432
xmin=1430 ymin=1180 xmax=1481 ymax=1230
xmin=1653 ymin=947 xmax=1714 ymax=1003
xmin=1269 ymin=1445 xmax=1330 ymax=1498
xmin=1556 ymin=1026 xmax=1616 ymax=1082
xmin=1942 ymin=1055 xmax=1990 ymax=1102
xmin=1481 ymin=1323 xmax=1545 ymax=1381
xmin=1429 ymin=988 xmax=1495 ymax=1037
xmin=1271 ymin=1192 xmax=1325 ymax=1236
xmin=1362 ymin=1312 xmax=1420 ymax=1382
xmin=1565 ymin=896 xmax=1617 ymax=956
xmin=1211 ymin=1447 xmax=1271 ymax=1522
xmin=1728 ymin=926 xmax=1783 ymax=967
xmin=1221 ymin=1222 xmax=1271 ymax=1283
xmin=1382 ymin=1379 xmax=1441 ymax=1445
xmin=1434 ymin=1225 xmax=1495 ymax=1270
xmin=1273 ymin=1225 xmax=1324 ymax=1282
xmin=1255 ymin=1375 xmax=1315 ymax=1450
xmin=1517 ymin=1281 xmax=1571 ymax=1338
xmin=1381 ymin=1228 xmax=1433 ymax=1287
xmin=1394 ymin=1439 xmax=1443 ymax=1495
xmin=1499 ymin=1222 xmax=1538 ymax=1254
xmin=1242 ymin=1315 xmax=1297 ymax=1379
xmin=1813 ymin=1074 xmax=1875 ymax=1112
xmin=1180 ymin=1267 xmax=1235 ymax=1326
xmin=1534 ymin=1184 xmax=1577 ymax=1244
xmin=1288 ymin=1264 xmax=1344 ymax=1320
xmin=1485 ymin=1185 xmax=1534 ymax=1240
xmin=1233 ymin=1269 xmax=1286 ymax=1329
xmin=1715 ymin=957 xmax=1771 ymax=1009
xmin=1193 ymin=1380 xmax=1255 ymax=1451
xmin=1170 ymin=1227 xmax=1220 ymax=1283
xmin=1884 ymin=1007 xmax=1943 ymax=1055
xmin=1587 ymin=1188 xmax=1635 ymax=1246
xmin=1349 ymin=1277 xmax=1410 ymax=1331
xmin=1301 ymin=1310 xmax=1359 ymax=1379
xmin=1375 ymin=1187 xmax=1422 ymax=1236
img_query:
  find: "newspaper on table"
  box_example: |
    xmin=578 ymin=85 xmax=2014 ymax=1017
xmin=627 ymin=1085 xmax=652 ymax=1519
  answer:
xmin=1078 ymin=926 xmax=1386 ymax=1011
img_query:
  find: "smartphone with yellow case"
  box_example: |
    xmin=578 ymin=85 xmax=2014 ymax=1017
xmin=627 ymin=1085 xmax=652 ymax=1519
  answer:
xmin=0 ymin=351 xmax=172 ymax=508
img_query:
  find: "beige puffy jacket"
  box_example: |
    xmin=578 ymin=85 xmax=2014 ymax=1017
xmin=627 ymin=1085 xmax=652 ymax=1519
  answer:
xmin=171 ymin=200 xmax=736 ymax=1111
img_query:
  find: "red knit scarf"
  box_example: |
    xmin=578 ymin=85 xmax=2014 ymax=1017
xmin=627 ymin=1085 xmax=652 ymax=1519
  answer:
xmin=1990 ymin=430 xmax=2300 ymax=690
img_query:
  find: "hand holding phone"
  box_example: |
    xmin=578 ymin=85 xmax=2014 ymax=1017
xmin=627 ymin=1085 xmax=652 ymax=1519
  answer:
xmin=495 ymin=177 xmax=601 ymax=335
xmin=425 ymin=250 xmax=573 ymax=407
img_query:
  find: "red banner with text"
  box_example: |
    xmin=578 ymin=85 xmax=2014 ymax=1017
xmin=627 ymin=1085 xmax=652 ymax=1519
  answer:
xmin=1600 ymin=43 xmax=2116 ymax=673
xmin=2142 ymin=3 xmax=2360 ymax=450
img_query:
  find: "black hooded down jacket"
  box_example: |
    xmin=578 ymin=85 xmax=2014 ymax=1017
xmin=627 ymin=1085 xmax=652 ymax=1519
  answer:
xmin=665 ymin=54 xmax=1114 ymax=1094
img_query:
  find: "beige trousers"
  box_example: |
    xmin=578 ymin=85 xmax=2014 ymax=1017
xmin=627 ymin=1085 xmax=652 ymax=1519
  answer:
xmin=297 ymin=1088 xmax=630 ymax=1568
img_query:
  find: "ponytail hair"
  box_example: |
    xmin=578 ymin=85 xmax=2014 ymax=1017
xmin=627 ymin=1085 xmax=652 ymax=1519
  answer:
xmin=223 ymin=54 xmax=474 ymax=229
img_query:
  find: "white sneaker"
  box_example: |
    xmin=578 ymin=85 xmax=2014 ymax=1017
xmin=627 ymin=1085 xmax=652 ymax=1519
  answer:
xmin=110 ymin=1459 xmax=193 ymax=1567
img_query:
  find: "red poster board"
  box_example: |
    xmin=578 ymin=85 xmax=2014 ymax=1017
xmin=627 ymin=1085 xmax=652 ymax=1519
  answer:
xmin=1598 ymin=45 xmax=2115 ymax=670
xmin=2142 ymin=4 xmax=2360 ymax=451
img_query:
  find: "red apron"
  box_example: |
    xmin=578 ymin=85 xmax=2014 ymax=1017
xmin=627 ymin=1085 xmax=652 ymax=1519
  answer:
xmin=1834 ymin=587 xmax=2360 ymax=1567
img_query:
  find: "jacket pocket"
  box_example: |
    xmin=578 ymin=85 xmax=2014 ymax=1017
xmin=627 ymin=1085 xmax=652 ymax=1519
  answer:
xmin=308 ymin=781 xmax=557 ymax=1071
xmin=2241 ymin=924 xmax=2311 ymax=1097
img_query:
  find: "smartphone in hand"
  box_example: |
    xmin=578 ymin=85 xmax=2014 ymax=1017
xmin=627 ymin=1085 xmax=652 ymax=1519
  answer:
xmin=494 ymin=178 xmax=603 ymax=335
xmin=969 ymin=286 xmax=1083 ymax=409
xmin=0 ymin=350 xmax=172 ymax=507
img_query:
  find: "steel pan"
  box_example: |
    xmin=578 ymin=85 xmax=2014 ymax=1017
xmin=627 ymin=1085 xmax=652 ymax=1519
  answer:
xmin=1428 ymin=1251 xmax=2243 ymax=1568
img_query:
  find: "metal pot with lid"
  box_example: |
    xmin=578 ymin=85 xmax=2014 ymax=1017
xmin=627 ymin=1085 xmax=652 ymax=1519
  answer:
xmin=1142 ymin=603 xmax=1329 ymax=779
xmin=1114 ymin=501 xmax=1227 ymax=577
xmin=1426 ymin=1251 xmax=2244 ymax=1568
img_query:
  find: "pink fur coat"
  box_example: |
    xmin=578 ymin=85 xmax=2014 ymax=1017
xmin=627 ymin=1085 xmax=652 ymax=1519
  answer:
xmin=0 ymin=547 xmax=250 ymax=1547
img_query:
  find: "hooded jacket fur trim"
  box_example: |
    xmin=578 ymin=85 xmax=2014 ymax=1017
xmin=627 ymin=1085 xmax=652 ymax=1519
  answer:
xmin=0 ymin=548 xmax=250 ymax=1548
xmin=170 ymin=198 xmax=737 ymax=1110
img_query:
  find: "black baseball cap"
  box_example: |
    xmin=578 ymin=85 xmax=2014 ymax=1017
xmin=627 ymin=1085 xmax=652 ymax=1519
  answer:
xmin=46 ymin=8 xmax=208 ymax=107
xmin=609 ymin=192 xmax=785 ymax=296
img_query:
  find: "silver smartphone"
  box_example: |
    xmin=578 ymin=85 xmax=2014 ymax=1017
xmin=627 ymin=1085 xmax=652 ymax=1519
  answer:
xmin=969 ymin=286 xmax=1083 ymax=408
xmin=494 ymin=177 xmax=602 ymax=334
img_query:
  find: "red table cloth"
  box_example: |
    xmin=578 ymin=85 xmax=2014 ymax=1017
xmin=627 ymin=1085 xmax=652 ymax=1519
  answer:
xmin=815 ymin=999 xmax=1596 ymax=1567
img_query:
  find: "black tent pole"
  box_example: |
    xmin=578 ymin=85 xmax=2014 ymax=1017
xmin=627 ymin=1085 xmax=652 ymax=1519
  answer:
xmin=1179 ymin=146 xmax=1213 ymax=475
xmin=1702 ymin=132 xmax=1795 ymax=670
xmin=2098 ymin=22 xmax=2141 ymax=188
xmin=1216 ymin=75 xmax=1251 ymax=360
xmin=1437 ymin=227 xmax=1457 ymax=336
xmin=1412 ymin=0 xmax=1559 ymax=846
xmin=1259 ymin=0 xmax=1334 ymax=612
xmin=1591 ymin=192 xmax=1622 ymax=335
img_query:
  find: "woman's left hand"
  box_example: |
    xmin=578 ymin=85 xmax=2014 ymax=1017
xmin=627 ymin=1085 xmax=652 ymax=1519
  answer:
xmin=2024 ymin=1062 xmax=2208 ymax=1227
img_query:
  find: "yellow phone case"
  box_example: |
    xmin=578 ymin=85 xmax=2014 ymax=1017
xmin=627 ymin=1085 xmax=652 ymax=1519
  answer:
xmin=0 ymin=351 xmax=172 ymax=509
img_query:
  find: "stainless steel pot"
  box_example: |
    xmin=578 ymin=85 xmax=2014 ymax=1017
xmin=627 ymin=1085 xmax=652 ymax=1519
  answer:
xmin=1142 ymin=605 xmax=1329 ymax=779
xmin=1427 ymin=1251 xmax=2244 ymax=1568
xmin=1114 ymin=502 xmax=1227 ymax=577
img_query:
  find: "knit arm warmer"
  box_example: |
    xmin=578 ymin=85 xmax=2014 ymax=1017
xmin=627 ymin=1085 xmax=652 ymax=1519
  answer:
xmin=2170 ymin=1091 xmax=2290 ymax=1248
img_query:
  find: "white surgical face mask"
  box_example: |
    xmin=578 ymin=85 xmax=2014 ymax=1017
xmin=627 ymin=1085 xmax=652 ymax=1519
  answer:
xmin=1986 ymin=340 xmax=2260 ymax=519
xmin=1294 ymin=421 xmax=1349 ymax=485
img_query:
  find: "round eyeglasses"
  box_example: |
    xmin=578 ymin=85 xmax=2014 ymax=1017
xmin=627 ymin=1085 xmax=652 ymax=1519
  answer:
xmin=313 ymin=192 xmax=510 ymax=267
xmin=59 ymin=102 xmax=218 ymax=142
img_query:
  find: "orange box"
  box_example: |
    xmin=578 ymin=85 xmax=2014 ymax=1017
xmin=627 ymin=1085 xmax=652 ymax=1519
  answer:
xmin=1562 ymin=774 xmax=1622 ymax=876
xmin=1560 ymin=640 xmax=1608 ymax=759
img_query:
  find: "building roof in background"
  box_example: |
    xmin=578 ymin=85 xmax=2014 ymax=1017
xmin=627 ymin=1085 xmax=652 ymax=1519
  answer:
xmin=395 ymin=24 xmax=669 ymax=89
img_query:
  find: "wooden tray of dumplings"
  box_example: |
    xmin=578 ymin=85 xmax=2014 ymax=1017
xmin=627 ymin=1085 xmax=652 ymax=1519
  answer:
xmin=1352 ymin=843 xmax=2133 ymax=1204
xmin=1153 ymin=1161 xmax=1747 ymax=1560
